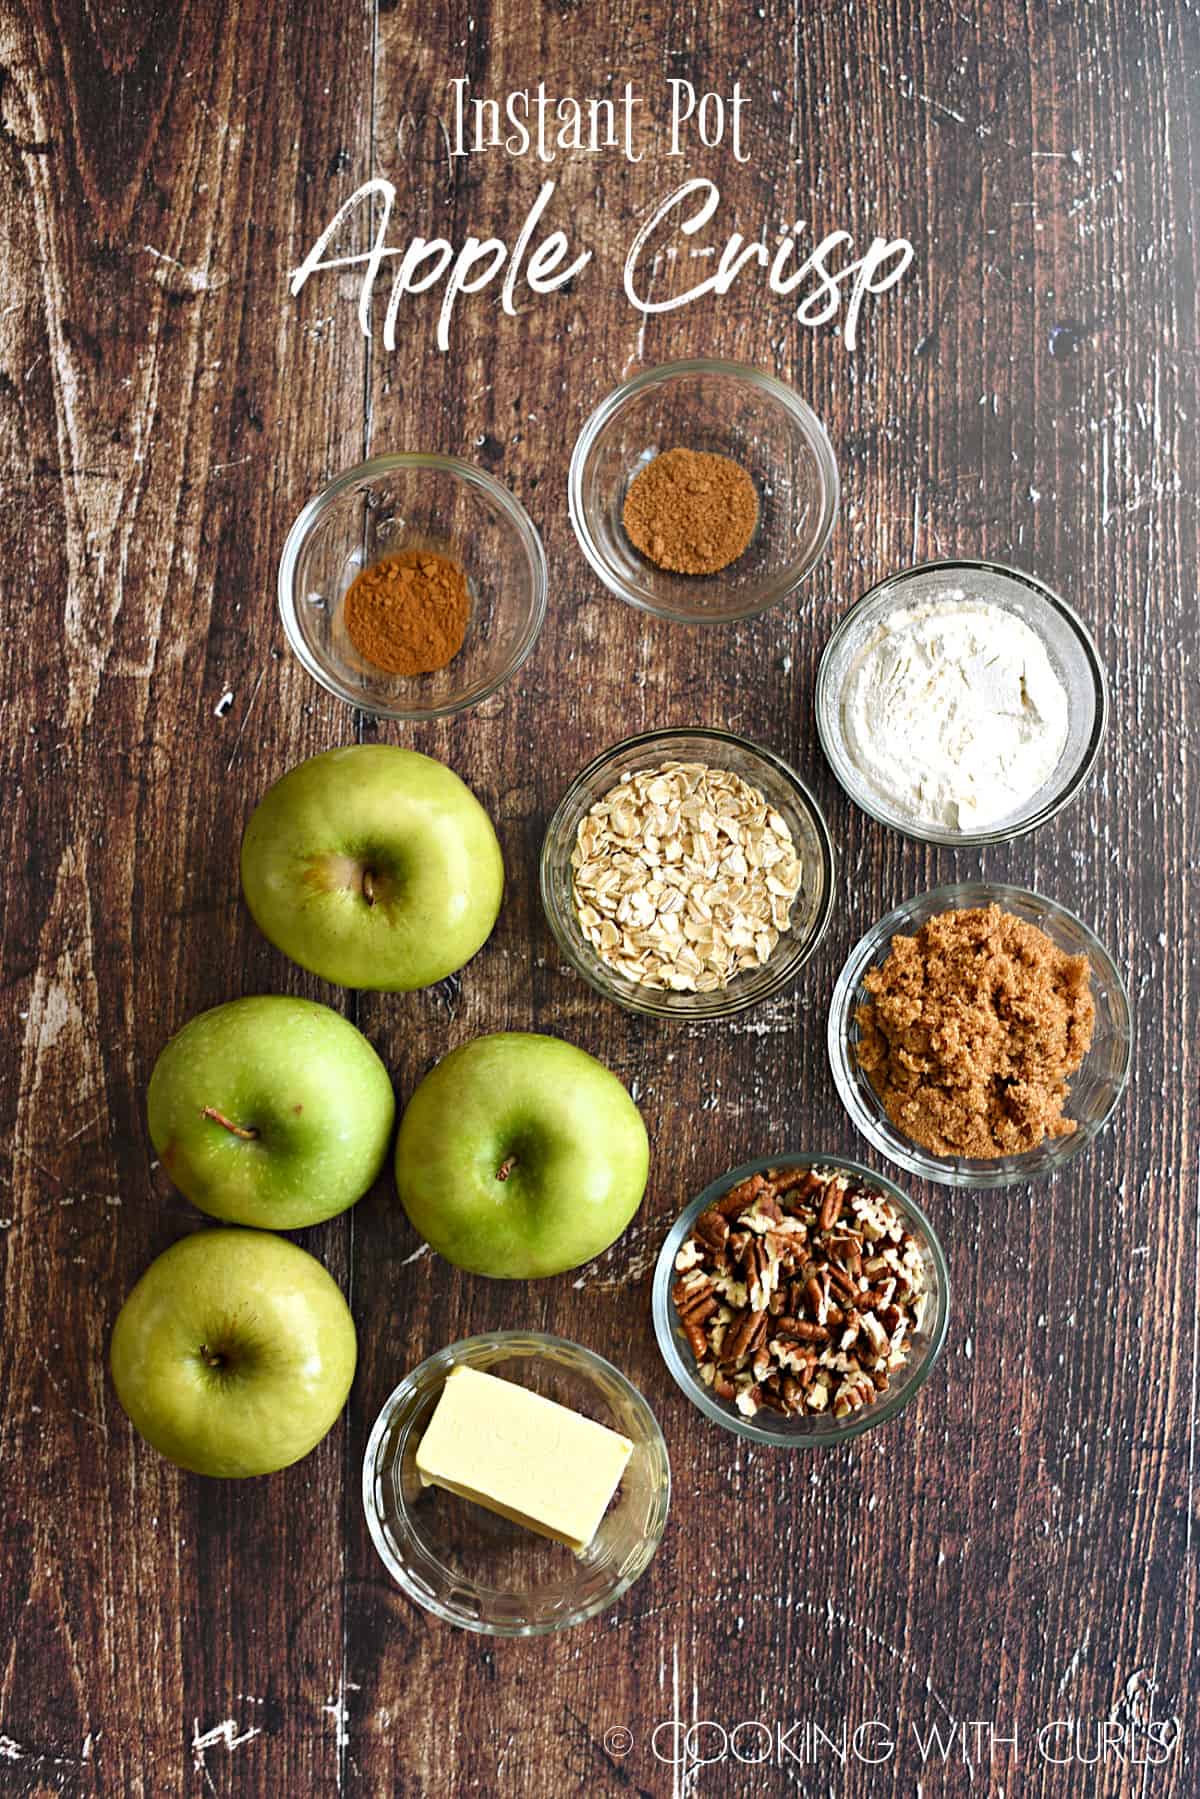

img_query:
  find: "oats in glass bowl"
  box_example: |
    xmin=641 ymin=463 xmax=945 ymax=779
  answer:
xmin=570 ymin=761 xmax=802 ymax=994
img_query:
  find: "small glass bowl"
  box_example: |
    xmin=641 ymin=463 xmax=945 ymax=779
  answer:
xmin=828 ymin=883 xmax=1132 ymax=1188
xmin=361 ymin=1332 xmax=670 ymax=1637
xmin=568 ymin=359 xmax=839 ymax=623
xmin=278 ymin=454 xmax=547 ymax=721
xmin=540 ymin=727 xmax=836 ymax=1021
xmin=815 ymin=559 xmax=1108 ymax=845
xmin=652 ymin=1154 xmax=950 ymax=1446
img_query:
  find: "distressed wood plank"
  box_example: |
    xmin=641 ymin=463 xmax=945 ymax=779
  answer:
xmin=0 ymin=0 xmax=374 ymax=1792
xmin=0 ymin=0 xmax=1195 ymax=1794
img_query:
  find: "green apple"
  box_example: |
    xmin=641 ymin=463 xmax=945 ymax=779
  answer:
xmin=110 ymin=1228 xmax=357 ymax=1477
xmin=394 ymin=1032 xmax=649 ymax=1278
xmin=148 ymin=995 xmax=394 ymax=1229
xmin=240 ymin=744 xmax=503 ymax=991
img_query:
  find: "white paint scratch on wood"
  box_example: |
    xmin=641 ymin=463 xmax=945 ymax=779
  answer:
xmin=324 ymin=1678 xmax=360 ymax=1751
xmin=191 ymin=1714 xmax=262 ymax=1793
xmin=670 ymin=1639 xmax=681 ymax=1799
xmin=223 ymin=664 xmax=269 ymax=771
xmin=192 ymin=1718 xmax=262 ymax=1759
xmin=1056 ymin=1626 xmax=1092 ymax=1695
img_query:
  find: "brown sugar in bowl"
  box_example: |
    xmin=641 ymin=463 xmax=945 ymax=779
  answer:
xmin=854 ymin=903 xmax=1096 ymax=1159
xmin=827 ymin=883 xmax=1131 ymax=1189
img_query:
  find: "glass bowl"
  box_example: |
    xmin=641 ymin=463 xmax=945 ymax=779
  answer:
xmin=828 ymin=883 xmax=1132 ymax=1188
xmin=361 ymin=1332 xmax=670 ymax=1637
xmin=540 ymin=727 xmax=836 ymax=1021
xmin=815 ymin=559 xmax=1108 ymax=845
xmin=652 ymin=1154 xmax=950 ymax=1446
xmin=278 ymin=454 xmax=547 ymax=721
xmin=568 ymin=359 xmax=839 ymax=623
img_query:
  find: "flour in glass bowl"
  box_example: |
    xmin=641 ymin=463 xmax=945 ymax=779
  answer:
xmin=841 ymin=592 xmax=1071 ymax=832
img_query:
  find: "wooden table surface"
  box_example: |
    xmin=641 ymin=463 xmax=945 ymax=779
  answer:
xmin=1 ymin=0 xmax=1196 ymax=1793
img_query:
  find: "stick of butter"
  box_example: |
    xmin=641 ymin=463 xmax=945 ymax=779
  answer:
xmin=415 ymin=1365 xmax=633 ymax=1554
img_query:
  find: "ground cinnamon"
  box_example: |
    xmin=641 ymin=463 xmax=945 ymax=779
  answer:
xmin=622 ymin=447 xmax=758 ymax=575
xmin=342 ymin=548 xmax=470 ymax=676
xmin=856 ymin=904 xmax=1096 ymax=1159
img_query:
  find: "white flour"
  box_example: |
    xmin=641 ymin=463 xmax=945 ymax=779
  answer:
xmin=841 ymin=594 xmax=1070 ymax=831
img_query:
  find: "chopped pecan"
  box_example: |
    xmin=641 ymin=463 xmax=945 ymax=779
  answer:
xmin=827 ymin=1265 xmax=861 ymax=1306
xmin=743 ymin=1189 xmax=783 ymax=1227
xmin=672 ymin=1275 xmax=718 ymax=1325
xmin=716 ymin=1174 xmax=766 ymax=1216
xmin=772 ymin=1166 xmax=819 ymax=1196
xmin=744 ymin=1239 xmax=777 ymax=1311
xmin=765 ymin=1228 xmax=800 ymax=1266
xmin=669 ymin=1162 xmax=928 ymax=1424
xmin=693 ymin=1208 xmax=730 ymax=1255
xmin=826 ymin=1230 xmax=862 ymax=1266
xmin=860 ymin=1312 xmax=890 ymax=1356
xmin=735 ymin=1382 xmax=762 ymax=1418
xmin=775 ymin=1319 xmax=828 ymax=1343
xmin=817 ymin=1178 xmax=842 ymax=1232
xmin=720 ymin=1307 xmax=768 ymax=1367
xmin=782 ymin=1373 xmax=812 ymax=1408
xmin=832 ymin=1371 xmax=877 ymax=1418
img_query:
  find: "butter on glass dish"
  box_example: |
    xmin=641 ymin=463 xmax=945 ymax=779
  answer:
xmin=362 ymin=1333 xmax=669 ymax=1636
xmin=413 ymin=1365 xmax=632 ymax=1555
xmin=815 ymin=559 xmax=1107 ymax=846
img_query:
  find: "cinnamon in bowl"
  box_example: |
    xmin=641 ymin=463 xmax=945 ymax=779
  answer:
xmin=342 ymin=548 xmax=471 ymax=676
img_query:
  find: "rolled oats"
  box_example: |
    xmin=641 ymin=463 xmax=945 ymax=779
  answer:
xmin=571 ymin=761 xmax=803 ymax=991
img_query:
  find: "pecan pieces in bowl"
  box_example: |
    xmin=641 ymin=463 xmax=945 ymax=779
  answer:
xmin=670 ymin=1164 xmax=928 ymax=1422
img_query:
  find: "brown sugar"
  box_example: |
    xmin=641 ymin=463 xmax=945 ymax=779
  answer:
xmin=622 ymin=447 xmax=758 ymax=575
xmin=342 ymin=548 xmax=470 ymax=676
xmin=855 ymin=904 xmax=1096 ymax=1159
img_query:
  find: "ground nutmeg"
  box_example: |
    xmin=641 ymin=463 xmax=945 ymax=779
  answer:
xmin=623 ymin=447 xmax=758 ymax=576
xmin=342 ymin=548 xmax=471 ymax=676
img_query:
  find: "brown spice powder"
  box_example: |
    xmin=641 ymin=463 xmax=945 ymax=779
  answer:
xmin=855 ymin=904 xmax=1096 ymax=1159
xmin=342 ymin=548 xmax=470 ymax=677
xmin=622 ymin=447 xmax=758 ymax=575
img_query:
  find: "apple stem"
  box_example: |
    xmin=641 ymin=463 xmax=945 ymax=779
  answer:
xmin=496 ymin=1155 xmax=517 ymax=1182
xmin=199 ymin=1345 xmax=225 ymax=1369
xmin=201 ymin=1106 xmax=259 ymax=1142
xmin=361 ymin=869 xmax=376 ymax=906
